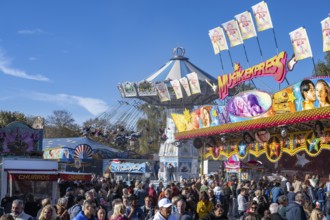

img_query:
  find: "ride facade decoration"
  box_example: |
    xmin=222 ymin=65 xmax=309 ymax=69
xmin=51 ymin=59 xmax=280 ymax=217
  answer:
xmin=174 ymin=76 xmax=330 ymax=163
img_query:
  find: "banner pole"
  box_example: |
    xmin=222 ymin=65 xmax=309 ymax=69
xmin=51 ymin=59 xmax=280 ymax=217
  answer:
xmin=242 ymin=44 xmax=256 ymax=88
xmin=227 ymin=50 xmax=234 ymax=69
xmin=218 ymin=53 xmax=225 ymax=74
xmin=256 ymin=36 xmax=264 ymax=61
xmin=272 ymin=28 xmax=279 ymax=55
xmin=312 ymin=57 xmax=318 ymax=76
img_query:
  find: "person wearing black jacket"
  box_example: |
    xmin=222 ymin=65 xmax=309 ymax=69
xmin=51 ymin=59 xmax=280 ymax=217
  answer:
xmin=203 ymin=203 xmax=228 ymax=220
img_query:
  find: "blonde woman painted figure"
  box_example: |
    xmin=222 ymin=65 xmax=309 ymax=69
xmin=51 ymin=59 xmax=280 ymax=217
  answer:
xmin=233 ymin=96 xmax=252 ymax=117
xmin=315 ymin=79 xmax=330 ymax=107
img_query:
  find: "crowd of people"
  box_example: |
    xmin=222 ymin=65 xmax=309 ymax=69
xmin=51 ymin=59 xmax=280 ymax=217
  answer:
xmin=1 ymin=172 xmax=330 ymax=220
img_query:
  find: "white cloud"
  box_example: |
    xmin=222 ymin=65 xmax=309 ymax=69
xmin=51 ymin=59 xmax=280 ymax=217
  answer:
xmin=0 ymin=49 xmax=49 ymax=81
xmin=17 ymin=28 xmax=45 ymax=35
xmin=24 ymin=91 xmax=109 ymax=116
xmin=29 ymin=57 xmax=37 ymax=61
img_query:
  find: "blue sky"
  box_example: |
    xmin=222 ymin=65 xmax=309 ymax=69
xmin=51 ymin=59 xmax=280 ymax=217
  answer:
xmin=0 ymin=0 xmax=329 ymax=125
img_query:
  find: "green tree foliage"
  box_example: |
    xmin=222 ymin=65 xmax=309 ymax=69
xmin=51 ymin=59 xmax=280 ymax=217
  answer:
xmin=136 ymin=103 xmax=166 ymax=154
xmin=316 ymin=51 xmax=330 ymax=76
xmin=0 ymin=111 xmax=28 ymax=127
xmin=44 ymin=110 xmax=80 ymax=138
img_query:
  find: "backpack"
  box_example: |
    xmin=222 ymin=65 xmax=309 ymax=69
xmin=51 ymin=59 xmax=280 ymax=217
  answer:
xmin=68 ymin=204 xmax=82 ymax=220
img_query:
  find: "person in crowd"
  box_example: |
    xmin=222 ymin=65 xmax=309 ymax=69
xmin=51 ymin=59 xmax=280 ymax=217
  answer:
xmin=309 ymin=208 xmax=324 ymax=220
xmin=241 ymin=201 xmax=261 ymax=220
xmin=202 ymin=203 xmax=227 ymax=220
xmin=140 ymin=196 xmax=155 ymax=220
xmin=37 ymin=199 xmax=52 ymax=220
xmin=208 ymin=188 xmax=217 ymax=206
xmin=168 ymin=198 xmax=192 ymax=220
xmin=261 ymin=210 xmax=271 ymax=220
xmin=325 ymin=191 xmax=330 ymax=220
xmin=285 ymin=193 xmax=307 ymax=220
xmin=292 ymin=176 xmax=302 ymax=193
xmin=237 ymin=188 xmax=248 ymax=218
xmin=39 ymin=205 xmax=59 ymax=220
xmin=271 ymin=182 xmax=283 ymax=204
xmin=96 ymin=207 xmax=106 ymax=220
xmin=55 ymin=197 xmax=69 ymax=220
xmin=75 ymin=200 xmax=97 ymax=220
xmin=316 ymin=183 xmax=326 ymax=213
xmin=287 ymin=187 xmax=295 ymax=204
xmin=24 ymin=194 xmax=39 ymax=218
xmin=196 ymin=191 xmax=214 ymax=219
xmin=110 ymin=203 xmax=127 ymax=220
xmin=68 ymin=196 xmax=84 ymax=220
xmin=134 ymin=183 xmax=147 ymax=208
xmin=153 ymin=198 xmax=172 ymax=220
xmin=10 ymin=199 xmax=34 ymax=220
xmin=0 ymin=214 xmax=15 ymax=220
xmin=148 ymin=184 xmax=157 ymax=207
xmin=277 ymin=195 xmax=288 ymax=219
xmin=125 ymin=195 xmax=144 ymax=220
xmin=268 ymin=203 xmax=284 ymax=220
xmin=65 ymin=188 xmax=75 ymax=210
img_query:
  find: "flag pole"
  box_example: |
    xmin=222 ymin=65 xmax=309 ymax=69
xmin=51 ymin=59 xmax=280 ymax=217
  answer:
xmin=218 ymin=53 xmax=225 ymax=74
xmin=242 ymin=44 xmax=256 ymax=88
xmin=227 ymin=50 xmax=234 ymax=68
xmin=256 ymin=36 xmax=264 ymax=61
xmin=312 ymin=57 xmax=318 ymax=76
xmin=272 ymin=28 xmax=279 ymax=55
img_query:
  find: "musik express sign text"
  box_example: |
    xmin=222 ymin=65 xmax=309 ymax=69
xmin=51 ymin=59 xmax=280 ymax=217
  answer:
xmin=218 ymin=51 xmax=288 ymax=99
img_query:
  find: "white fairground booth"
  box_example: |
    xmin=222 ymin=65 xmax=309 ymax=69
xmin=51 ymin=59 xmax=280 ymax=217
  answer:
xmin=1 ymin=158 xmax=58 ymax=204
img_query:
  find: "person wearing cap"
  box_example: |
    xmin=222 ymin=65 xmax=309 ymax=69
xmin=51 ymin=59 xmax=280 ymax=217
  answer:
xmin=153 ymin=198 xmax=172 ymax=220
xmin=125 ymin=195 xmax=144 ymax=220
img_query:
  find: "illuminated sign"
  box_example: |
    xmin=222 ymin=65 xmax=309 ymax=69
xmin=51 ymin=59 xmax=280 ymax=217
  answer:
xmin=218 ymin=51 xmax=288 ymax=99
xmin=60 ymin=173 xmax=92 ymax=181
xmin=10 ymin=174 xmax=58 ymax=181
xmin=110 ymin=162 xmax=146 ymax=173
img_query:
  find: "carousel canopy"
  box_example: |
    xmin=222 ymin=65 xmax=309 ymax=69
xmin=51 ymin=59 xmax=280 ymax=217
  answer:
xmin=118 ymin=47 xmax=218 ymax=108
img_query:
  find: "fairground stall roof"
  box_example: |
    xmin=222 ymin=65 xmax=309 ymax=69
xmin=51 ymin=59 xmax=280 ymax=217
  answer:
xmin=117 ymin=47 xmax=218 ymax=108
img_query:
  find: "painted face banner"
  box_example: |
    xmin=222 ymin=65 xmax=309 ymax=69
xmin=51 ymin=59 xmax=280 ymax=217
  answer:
xmin=321 ymin=17 xmax=330 ymax=52
xmin=290 ymin=27 xmax=313 ymax=61
xmin=251 ymin=1 xmax=273 ymax=32
xmin=187 ymin=72 xmax=201 ymax=95
xmin=155 ymin=82 xmax=171 ymax=102
xmin=235 ymin=11 xmax=257 ymax=40
xmin=222 ymin=19 xmax=243 ymax=47
xmin=209 ymin=27 xmax=228 ymax=54
xmin=170 ymin=79 xmax=183 ymax=99
xmin=179 ymin=77 xmax=191 ymax=97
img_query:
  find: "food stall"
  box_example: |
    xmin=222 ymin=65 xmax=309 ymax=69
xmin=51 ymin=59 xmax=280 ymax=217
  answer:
xmin=1 ymin=158 xmax=58 ymax=204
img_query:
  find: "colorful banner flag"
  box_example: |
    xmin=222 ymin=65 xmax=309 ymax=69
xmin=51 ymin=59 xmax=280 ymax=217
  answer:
xmin=222 ymin=20 xmax=243 ymax=47
xmin=209 ymin=27 xmax=228 ymax=54
xmin=187 ymin=72 xmax=201 ymax=95
xmin=235 ymin=11 xmax=257 ymax=40
xmin=252 ymin=1 xmax=273 ymax=32
xmin=321 ymin=17 xmax=330 ymax=52
xmin=170 ymin=79 xmax=183 ymax=99
xmin=179 ymin=77 xmax=191 ymax=96
xmin=155 ymin=82 xmax=171 ymax=102
xmin=289 ymin=27 xmax=313 ymax=61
